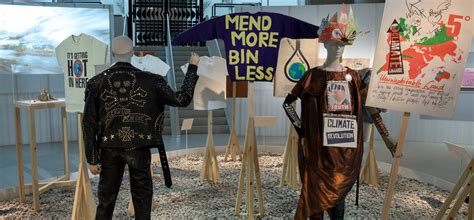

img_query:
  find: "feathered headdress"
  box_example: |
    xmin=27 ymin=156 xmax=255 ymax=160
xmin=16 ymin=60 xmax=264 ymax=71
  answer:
xmin=318 ymin=4 xmax=360 ymax=45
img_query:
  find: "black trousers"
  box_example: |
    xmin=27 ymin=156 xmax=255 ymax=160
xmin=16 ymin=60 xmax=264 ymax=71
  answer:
xmin=96 ymin=147 xmax=153 ymax=220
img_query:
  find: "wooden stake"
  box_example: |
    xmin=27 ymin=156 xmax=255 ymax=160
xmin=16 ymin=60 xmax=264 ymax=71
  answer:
xmin=15 ymin=107 xmax=25 ymax=204
xmin=435 ymin=159 xmax=474 ymax=219
xmin=447 ymin=176 xmax=471 ymax=218
xmin=360 ymin=124 xmax=380 ymax=187
xmin=200 ymin=110 xmax=220 ymax=183
xmin=280 ymin=121 xmax=300 ymax=189
xmin=225 ymin=82 xmax=242 ymax=161
xmin=28 ymin=108 xmax=40 ymax=211
xmin=61 ymin=107 xmax=70 ymax=180
xmin=72 ymin=113 xmax=96 ymax=220
xmin=469 ymin=175 xmax=474 ymax=219
xmin=381 ymin=112 xmax=411 ymax=219
xmin=234 ymin=82 xmax=264 ymax=219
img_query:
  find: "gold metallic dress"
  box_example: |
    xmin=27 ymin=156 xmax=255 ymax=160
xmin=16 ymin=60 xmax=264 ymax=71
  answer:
xmin=291 ymin=67 xmax=364 ymax=219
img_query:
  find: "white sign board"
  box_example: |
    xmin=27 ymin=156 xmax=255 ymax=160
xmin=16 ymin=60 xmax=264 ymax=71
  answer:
xmin=181 ymin=118 xmax=194 ymax=131
xmin=366 ymin=0 xmax=474 ymax=118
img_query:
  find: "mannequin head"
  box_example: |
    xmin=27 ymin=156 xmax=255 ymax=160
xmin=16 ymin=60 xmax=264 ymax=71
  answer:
xmin=323 ymin=40 xmax=348 ymax=60
xmin=112 ymin=36 xmax=133 ymax=63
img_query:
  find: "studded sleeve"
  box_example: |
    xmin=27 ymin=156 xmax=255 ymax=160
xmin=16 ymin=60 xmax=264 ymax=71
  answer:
xmin=156 ymin=64 xmax=199 ymax=107
xmin=83 ymin=78 xmax=100 ymax=165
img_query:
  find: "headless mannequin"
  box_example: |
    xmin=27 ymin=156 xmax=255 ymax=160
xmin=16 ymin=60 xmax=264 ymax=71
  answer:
xmin=284 ymin=39 xmax=397 ymax=157
xmin=282 ymin=38 xmax=397 ymax=219
xmin=88 ymin=36 xmax=134 ymax=175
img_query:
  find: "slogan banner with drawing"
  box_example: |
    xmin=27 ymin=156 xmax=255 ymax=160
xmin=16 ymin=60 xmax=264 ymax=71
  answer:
xmin=323 ymin=114 xmax=358 ymax=148
xmin=172 ymin=12 xmax=319 ymax=82
xmin=366 ymin=0 xmax=473 ymax=118
xmin=274 ymin=38 xmax=318 ymax=97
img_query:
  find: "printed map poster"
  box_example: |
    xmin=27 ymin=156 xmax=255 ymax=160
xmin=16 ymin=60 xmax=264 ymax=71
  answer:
xmin=274 ymin=38 xmax=318 ymax=97
xmin=367 ymin=0 xmax=473 ymax=118
xmin=462 ymin=68 xmax=474 ymax=88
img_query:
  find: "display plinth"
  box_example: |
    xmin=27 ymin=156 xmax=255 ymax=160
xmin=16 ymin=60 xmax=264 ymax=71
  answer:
xmin=360 ymin=124 xmax=380 ymax=187
xmin=71 ymin=113 xmax=96 ymax=219
xmin=14 ymin=98 xmax=76 ymax=212
xmin=381 ymin=112 xmax=410 ymax=219
xmin=280 ymin=110 xmax=300 ymax=189
xmin=436 ymin=158 xmax=474 ymax=219
xmin=235 ymin=83 xmax=264 ymax=219
xmin=225 ymin=82 xmax=242 ymax=161
xmin=200 ymin=110 xmax=220 ymax=183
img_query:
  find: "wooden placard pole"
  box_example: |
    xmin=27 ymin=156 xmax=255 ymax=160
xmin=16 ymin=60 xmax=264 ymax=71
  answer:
xmin=435 ymin=159 xmax=474 ymax=219
xmin=72 ymin=113 xmax=96 ymax=220
xmin=235 ymin=82 xmax=264 ymax=219
xmin=280 ymin=102 xmax=300 ymax=189
xmin=61 ymin=107 xmax=70 ymax=180
xmin=225 ymin=81 xmax=242 ymax=161
xmin=200 ymin=110 xmax=220 ymax=183
xmin=360 ymin=124 xmax=380 ymax=187
xmin=381 ymin=112 xmax=410 ymax=219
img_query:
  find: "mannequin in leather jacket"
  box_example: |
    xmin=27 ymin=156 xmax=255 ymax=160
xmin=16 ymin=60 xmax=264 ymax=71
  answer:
xmin=82 ymin=36 xmax=200 ymax=220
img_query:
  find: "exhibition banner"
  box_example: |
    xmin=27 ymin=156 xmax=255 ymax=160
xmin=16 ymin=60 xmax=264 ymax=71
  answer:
xmin=366 ymin=0 xmax=473 ymax=118
xmin=273 ymin=38 xmax=319 ymax=97
xmin=172 ymin=12 xmax=319 ymax=82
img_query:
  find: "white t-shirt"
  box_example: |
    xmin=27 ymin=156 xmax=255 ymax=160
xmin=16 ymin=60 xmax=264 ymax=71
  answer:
xmin=55 ymin=34 xmax=108 ymax=113
xmin=131 ymin=54 xmax=170 ymax=76
xmin=181 ymin=56 xmax=227 ymax=110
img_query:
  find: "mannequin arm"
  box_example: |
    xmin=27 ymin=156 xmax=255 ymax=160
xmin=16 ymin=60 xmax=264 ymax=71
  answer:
xmin=83 ymin=79 xmax=101 ymax=165
xmin=156 ymin=64 xmax=199 ymax=107
xmin=358 ymin=68 xmax=397 ymax=157
xmin=282 ymin=93 xmax=304 ymax=137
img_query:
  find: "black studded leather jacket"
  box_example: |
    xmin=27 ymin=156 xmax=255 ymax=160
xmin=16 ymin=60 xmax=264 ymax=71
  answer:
xmin=83 ymin=62 xmax=198 ymax=165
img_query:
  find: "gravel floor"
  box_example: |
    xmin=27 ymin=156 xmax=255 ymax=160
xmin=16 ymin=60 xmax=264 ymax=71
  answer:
xmin=0 ymin=153 xmax=468 ymax=219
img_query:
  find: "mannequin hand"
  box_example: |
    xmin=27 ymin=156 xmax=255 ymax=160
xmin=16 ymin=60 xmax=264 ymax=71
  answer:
xmin=188 ymin=52 xmax=200 ymax=65
xmin=89 ymin=164 xmax=101 ymax=175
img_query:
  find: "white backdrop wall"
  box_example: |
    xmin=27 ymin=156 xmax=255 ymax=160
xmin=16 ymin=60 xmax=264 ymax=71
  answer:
xmin=234 ymin=3 xmax=474 ymax=146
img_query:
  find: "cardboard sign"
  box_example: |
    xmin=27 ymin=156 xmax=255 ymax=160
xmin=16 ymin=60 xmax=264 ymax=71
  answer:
xmin=323 ymin=114 xmax=358 ymax=148
xmin=274 ymin=38 xmax=319 ymax=97
xmin=327 ymin=81 xmax=352 ymax=112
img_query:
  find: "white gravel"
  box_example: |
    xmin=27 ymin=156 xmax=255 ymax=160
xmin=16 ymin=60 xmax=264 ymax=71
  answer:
xmin=0 ymin=153 xmax=468 ymax=219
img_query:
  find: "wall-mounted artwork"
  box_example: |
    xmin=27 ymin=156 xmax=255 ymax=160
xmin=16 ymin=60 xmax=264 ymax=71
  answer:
xmin=0 ymin=4 xmax=110 ymax=75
